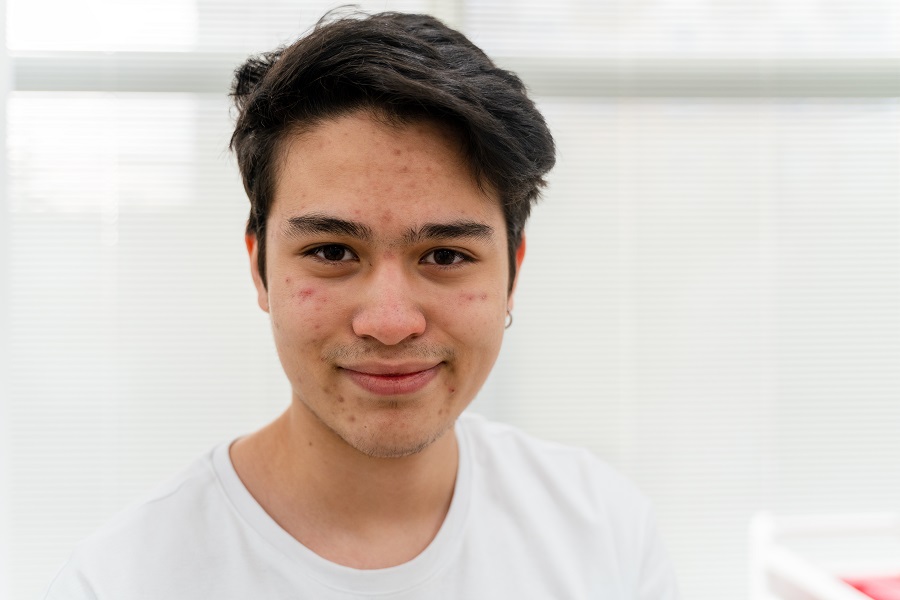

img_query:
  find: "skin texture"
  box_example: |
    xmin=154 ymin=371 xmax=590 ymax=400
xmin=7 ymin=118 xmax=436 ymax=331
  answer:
xmin=231 ymin=111 xmax=525 ymax=568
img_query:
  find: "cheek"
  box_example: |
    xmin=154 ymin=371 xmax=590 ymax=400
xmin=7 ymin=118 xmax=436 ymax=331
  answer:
xmin=457 ymin=292 xmax=489 ymax=305
xmin=294 ymin=286 xmax=315 ymax=301
xmin=292 ymin=286 xmax=328 ymax=322
xmin=454 ymin=289 xmax=505 ymax=330
xmin=287 ymin=285 xmax=333 ymax=315
xmin=291 ymin=283 xmax=325 ymax=305
xmin=271 ymin=282 xmax=335 ymax=337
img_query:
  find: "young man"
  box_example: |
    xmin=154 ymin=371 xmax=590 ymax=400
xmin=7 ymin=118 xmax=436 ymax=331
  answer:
xmin=45 ymin=12 xmax=678 ymax=599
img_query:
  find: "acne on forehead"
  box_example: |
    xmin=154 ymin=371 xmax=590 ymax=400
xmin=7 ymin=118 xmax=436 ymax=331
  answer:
xmin=292 ymin=112 xmax=479 ymax=173
xmin=270 ymin=111 xmax=505 ymax=230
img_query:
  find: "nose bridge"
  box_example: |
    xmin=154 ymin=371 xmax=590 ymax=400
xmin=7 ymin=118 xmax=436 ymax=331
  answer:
xmin=353 ymin=257 xmax=425 ymax=344
xmin=369 ymin=259 xmax=412 ymax=307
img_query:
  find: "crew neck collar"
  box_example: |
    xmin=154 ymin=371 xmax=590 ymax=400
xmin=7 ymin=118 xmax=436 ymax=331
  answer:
xmin=211 ymin=416 xmax=473 ymax=595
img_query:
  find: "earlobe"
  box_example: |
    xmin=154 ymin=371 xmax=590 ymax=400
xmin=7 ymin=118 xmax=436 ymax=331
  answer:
xmin=246 ymin=234 xmax=270 ymax=313
xmin=507 ymin=235 xmax=527 ymax=310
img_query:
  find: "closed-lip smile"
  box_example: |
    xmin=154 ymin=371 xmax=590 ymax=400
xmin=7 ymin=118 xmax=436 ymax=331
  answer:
xmin=341 ymin=362 xmax=442 ymax=396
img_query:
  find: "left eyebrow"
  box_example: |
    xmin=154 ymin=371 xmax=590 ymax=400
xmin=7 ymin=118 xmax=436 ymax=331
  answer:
xmin=402 ymin=221 xmax=495 ymax=245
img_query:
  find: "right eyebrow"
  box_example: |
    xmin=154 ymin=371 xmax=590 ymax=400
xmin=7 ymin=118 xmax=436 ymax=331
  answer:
xmin=281 ymin=213 xmax=374 ymax=241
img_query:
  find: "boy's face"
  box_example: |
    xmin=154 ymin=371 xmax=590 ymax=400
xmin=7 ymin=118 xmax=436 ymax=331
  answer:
xmin=249 ymin=111 xmax=523 ymax=458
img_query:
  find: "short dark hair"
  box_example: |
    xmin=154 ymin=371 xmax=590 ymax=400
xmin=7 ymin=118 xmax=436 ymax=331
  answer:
xmin=230 ymin=10 xmax=555 ymax=291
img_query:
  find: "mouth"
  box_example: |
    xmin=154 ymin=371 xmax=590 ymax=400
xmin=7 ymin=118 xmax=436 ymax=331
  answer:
xmin=340 ymin=363 xmax=442 ymax=396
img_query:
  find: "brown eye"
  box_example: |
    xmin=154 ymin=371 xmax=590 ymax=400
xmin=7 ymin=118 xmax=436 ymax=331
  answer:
xmin=310 ymin=245 xmax=356 ymax=262
xmin=432 ymin=249 xmax=458 ymax=265
xmin=421 ymin=249 xmax=470 ymax=267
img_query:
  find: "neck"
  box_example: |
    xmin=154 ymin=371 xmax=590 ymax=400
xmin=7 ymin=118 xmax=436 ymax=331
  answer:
xmin=282 ymin=399 xmax=459 ymax=521
xmin=230 ymin=399 xmax=459 ymax=568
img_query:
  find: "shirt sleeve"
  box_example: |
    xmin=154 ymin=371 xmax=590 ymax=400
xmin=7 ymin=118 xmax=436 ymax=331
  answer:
xmin=635 ymin=502 xmax=680 ymax=600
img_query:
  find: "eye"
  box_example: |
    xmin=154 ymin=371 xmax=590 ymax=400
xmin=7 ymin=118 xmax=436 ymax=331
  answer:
xmin=307 ymin=244 xmax=357 ymax=262
xmin=421 ymin=248 xmax=471 ymax=267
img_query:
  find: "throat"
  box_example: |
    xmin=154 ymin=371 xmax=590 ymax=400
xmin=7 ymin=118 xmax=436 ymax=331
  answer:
xmin=229 ymin=411 xmax=459 ymax=568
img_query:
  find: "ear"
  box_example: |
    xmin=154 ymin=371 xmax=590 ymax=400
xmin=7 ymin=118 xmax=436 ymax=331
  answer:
xmin=246 ymin=234 xmax=269 ymax=313
xmin=507 ymin=235 xmax=526 ymax=311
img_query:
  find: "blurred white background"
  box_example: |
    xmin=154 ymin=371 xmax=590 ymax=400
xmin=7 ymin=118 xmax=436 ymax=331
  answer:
xmin=1 ymin=1 xmax=899 ymax=599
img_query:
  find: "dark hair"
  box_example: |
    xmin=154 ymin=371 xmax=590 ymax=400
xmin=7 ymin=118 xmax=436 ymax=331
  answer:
xmin=230 ymin=10 xmax=555 ymax=291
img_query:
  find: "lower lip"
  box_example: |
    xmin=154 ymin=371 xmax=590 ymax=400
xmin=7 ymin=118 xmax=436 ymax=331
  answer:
xmin=343 ymin=365 xmax=441 ymax=396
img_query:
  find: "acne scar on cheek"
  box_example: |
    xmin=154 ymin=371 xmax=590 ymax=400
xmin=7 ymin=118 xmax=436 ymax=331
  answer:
xmin=348 ymin=415 xmax=356 ymax=423
xmin=458 ymin=292 xmax=489 ymax=304
xmin=295 ymin=287 xmax=315 ymax=300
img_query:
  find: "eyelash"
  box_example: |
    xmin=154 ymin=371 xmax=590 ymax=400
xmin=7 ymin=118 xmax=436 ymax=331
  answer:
xmin=304 ymin=244 xmax=358 ymax=263
xmin=303 ymin=245 xmax=474 ymax=268
xmin=421 ymin=248 xmax=473 ymax=268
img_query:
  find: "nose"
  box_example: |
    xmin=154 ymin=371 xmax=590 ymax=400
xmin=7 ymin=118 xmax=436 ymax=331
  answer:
xmin=351 ymin=263 xmax=426 ymax=346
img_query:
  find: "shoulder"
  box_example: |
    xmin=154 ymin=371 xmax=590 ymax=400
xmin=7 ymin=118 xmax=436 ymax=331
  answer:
xmin=458 ymin=411 xmax=650 ymax=513
xmin=456 ymin=412 xmax=679 ymax=599
xmin=44 ymin=443 xmax=233 ymax=598
xmin=81 ymin=444 xmax=225 ymax=548
xmin=457 ymin=412 xmax=655 ymax=565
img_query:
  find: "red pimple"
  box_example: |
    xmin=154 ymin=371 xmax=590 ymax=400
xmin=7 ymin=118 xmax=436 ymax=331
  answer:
xmin=459 ymin=292 xmax=488 ymax=304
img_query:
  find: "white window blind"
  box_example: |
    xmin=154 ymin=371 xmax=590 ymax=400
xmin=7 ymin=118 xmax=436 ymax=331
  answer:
xmin=496 ymin=97 xmax=900 ymax=596
xmin=465 ymin=0 xmax=900 ymax=58
xmin=3 ymin=2 xmax=900 ymax=599
xmin=8 ymin=0 xmax=428 ymax=52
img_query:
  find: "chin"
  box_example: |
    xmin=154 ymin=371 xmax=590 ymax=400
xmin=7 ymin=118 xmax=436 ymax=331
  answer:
xmin=351 ymin=439 xmax=434 ymax=459
xmin=341 ymin=418 xmax=455 ymax=459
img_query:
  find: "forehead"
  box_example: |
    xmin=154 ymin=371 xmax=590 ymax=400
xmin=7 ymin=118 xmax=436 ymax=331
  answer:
xmin=269 ymin=111 xmax=503 ymax=231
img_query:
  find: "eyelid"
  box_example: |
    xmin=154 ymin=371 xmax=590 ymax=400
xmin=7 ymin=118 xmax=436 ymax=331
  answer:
xmin=420 ymin=248 xmax=475 ymax=267
xmin=303 ymin=243 xmax=359 ymax=262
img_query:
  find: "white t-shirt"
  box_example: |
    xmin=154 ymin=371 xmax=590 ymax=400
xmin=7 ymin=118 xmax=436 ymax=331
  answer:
xmin=44 ymin=412 xmax=679 ymax=599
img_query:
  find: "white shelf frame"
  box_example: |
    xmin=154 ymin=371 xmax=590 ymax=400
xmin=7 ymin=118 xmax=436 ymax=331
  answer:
xmin=750 ymin=513 xmax=900 ymax=600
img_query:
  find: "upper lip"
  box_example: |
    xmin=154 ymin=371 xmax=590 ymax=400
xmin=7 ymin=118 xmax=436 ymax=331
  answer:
xmin=340 ymin=362 xmax=441 ymax=376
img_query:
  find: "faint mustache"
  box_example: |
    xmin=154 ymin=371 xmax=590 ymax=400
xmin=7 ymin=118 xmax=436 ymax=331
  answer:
xmin=323 ymin=342 xmax=455 ymax=364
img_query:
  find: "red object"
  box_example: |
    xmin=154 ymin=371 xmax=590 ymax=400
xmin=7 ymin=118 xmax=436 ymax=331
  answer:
xmin=844 ymin=576 xmax=900 ymax=600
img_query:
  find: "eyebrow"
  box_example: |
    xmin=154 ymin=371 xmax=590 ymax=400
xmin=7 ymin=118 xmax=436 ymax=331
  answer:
xmin=282 ymin=213 xmax=495 ymax=245
xmin=282 ymin=213 xmax=374 ymax=241
xmin=403 ymin=221 xmax=495 ymax=245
